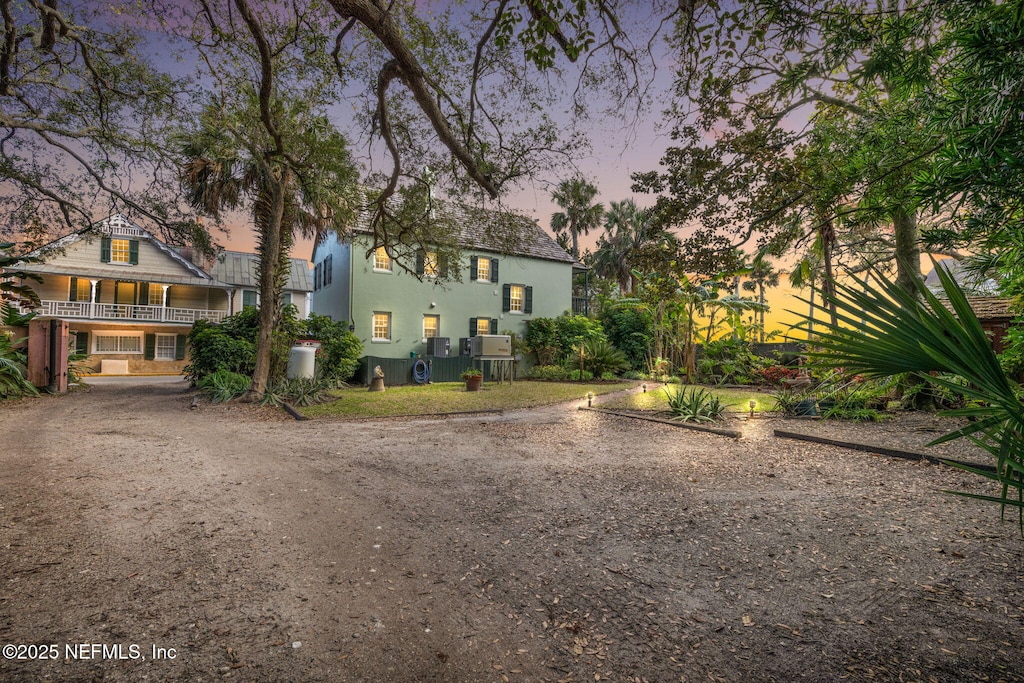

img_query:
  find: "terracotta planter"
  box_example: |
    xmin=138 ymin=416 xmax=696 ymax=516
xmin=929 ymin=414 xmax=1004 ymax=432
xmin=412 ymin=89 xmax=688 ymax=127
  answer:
xmin=464 ymin=375 xmax=483 ymax=391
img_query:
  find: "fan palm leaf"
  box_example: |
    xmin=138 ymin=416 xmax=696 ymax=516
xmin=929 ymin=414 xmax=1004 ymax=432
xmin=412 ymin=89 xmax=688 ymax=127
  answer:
xmin=803 ymin=260 xmax=1024 ymax=525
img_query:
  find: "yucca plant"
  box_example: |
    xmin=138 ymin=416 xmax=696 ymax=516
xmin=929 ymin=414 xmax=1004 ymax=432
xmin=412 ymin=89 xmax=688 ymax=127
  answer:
xmin=665 ymin=385 xmax=726 ymax=423
xmin=802 ymin=261 xmax=1024 ymax=528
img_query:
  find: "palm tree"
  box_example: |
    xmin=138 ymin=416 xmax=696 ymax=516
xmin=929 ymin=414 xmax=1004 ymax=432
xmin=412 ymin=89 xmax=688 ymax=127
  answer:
xmin=551 ymin=178 xmax=604 ymax=260
xmin=591 ymin=199 xmax=681 ymax=296
xmin=180 ymin=91 xmax=357 ymax=398
xmin=744 ymin=253 xmax=780 ymax=341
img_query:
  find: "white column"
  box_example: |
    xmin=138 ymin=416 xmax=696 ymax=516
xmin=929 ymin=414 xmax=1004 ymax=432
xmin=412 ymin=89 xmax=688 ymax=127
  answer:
xmin=161 ymin=285 xmax=170 ymax=321
xmin=89 ymin=280 xmax=98 ymax=318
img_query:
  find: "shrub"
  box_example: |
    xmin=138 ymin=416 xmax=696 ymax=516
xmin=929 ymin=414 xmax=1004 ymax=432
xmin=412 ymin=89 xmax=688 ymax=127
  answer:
xmin=758 ymin=365 xmax=802 ymax=386
xmin=197 ymin=370 xmax=252 ymax=403
xmin=524 ymin=314 xmax=607 ymax=366
xmin=698 ymin=337 xmax=769 ymax=385
xmin=665 ymin=385 xmax=726 ymax=422
xmin=528 ymin=365 xmax=569 ymax=381
xmin=567 ymin=369 xmax=594 ymax=381
xmin=303 ymin=313 xmax=362 ymax=382
xmin=600 ymin=306 xmax=653 ymax=371
xmin=184 ymin=322 xmax=256 ymax=385
xmin=621 ymin=370 xmax=644 ymax=380
xmin=582 ymin=339 xmax=630 ymax=377
xmin=0 ymin=332 xmax=37 ymax=399
xmin=259 ymin=375 xmax=338 ymax=407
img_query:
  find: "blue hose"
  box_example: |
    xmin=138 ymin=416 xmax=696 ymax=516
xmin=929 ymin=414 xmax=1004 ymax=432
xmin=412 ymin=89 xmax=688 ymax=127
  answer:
xmin=413 ymin=358 xmax=431 ymax=384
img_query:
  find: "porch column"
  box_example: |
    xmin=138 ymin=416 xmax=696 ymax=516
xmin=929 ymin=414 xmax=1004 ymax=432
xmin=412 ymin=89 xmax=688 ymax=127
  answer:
xmin=161 ymin=285 xmax=170 ymax=321
xmin=89 ymin=280 xmax=98 ymax=318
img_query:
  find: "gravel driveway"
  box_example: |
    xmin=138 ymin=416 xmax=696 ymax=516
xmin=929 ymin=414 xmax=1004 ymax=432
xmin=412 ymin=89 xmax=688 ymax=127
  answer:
xmin=1 ymin=381 xmax=1022 ymax=682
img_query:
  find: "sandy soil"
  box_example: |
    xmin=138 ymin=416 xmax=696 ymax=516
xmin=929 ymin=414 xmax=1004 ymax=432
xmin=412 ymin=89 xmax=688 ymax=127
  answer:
xmin=1 ymin=380 xmax=1023 ymax=683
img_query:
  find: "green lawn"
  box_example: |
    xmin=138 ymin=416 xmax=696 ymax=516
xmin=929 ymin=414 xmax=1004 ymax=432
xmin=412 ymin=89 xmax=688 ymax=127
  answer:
xmin=300 ymin=380 xmax=636 ymax=418
xmin=598 ymin=383 xmax=779 ymax=414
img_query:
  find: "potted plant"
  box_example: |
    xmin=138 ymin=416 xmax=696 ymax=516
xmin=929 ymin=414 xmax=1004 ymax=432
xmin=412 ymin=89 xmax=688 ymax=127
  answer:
xmin=461 ymin=367 xmax=483 ymax=391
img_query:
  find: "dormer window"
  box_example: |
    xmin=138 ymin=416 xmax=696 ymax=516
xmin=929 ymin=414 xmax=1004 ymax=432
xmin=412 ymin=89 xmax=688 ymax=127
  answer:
xmin=101 ymin=236 xmax=139 ymax=265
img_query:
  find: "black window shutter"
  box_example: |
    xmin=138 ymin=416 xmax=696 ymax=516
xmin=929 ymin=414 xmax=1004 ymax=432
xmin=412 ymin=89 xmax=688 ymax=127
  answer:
xmin=314 ymin=263 xmax=320 ymax=290
xmin=524 ymin=286 xmax=533 ymax=314
xmin=416 ymin=250 xmax=425 ymax=275
xmin=128 ymin=239 xmax=139 ymax=265
xmin=69 ymin=276 xmax=79 ymax=302
xmin=470 ymin=257 xmax=478 ymax=281
xmin=325 ymin=254 xmax=332 ymax=285
xmin=490 ymin=258 xmax=499 ymax=283
xmin=469 ymin=318 xmax=478 ymax=337
xmin=138 ymin=282 xmax=149 ymax=305
xmin=95 ymin=280 xmax=102 ymax=301
xmin=439 ymin=253 xmax=449 ymax=279
xmin=502 ymin=284 xmax=511 ymax=312
xmin=144 ymin=333 xmax=156 ymax=360
xmin=490 ymin=318 xmax=498 ymax=334
xmin=74 ymin=331 xmax=89 ymax=355
xmin=175 ymin=334 xmax=187 ymax=360
xmin=100 ymin=237 xmax=111 ymax=263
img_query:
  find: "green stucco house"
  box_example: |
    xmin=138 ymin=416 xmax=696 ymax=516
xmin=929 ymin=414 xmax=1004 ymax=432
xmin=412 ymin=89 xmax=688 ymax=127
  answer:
xmin=310 ymin=202 xmax=581 ymax=365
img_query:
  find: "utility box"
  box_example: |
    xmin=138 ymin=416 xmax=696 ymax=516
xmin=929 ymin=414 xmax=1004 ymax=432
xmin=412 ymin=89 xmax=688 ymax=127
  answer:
xmin=426 ymin=336 xmax=450 ymax=357
xmin=471 ymin=334 xmax=511 ymax=358
xmin=459 ymin=337 xmax=472 ymax=356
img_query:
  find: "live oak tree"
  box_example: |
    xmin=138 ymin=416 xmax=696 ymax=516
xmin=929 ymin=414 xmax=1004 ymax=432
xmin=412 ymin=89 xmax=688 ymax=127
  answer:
xmin=0 ymin=0 xmax=202 ymax=247
xmin=637 ymin=0 xmax=945 ymax=296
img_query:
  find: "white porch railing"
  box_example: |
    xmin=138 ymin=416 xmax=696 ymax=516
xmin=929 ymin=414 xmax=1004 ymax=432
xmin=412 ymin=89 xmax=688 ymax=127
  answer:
xmin=36 ymin=300 xmax=227 ymax=324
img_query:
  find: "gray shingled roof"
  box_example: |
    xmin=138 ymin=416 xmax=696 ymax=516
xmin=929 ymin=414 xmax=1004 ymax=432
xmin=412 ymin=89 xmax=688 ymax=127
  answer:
xmin=342 ymin=198 xmax=577 ymax=265
xmin=208 ymin=250 xmax=313 ymax=292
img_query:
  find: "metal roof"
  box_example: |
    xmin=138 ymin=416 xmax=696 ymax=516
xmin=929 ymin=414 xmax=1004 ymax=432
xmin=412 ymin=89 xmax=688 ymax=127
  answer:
xmin=208 ymin=250 xmax=312 ymax=292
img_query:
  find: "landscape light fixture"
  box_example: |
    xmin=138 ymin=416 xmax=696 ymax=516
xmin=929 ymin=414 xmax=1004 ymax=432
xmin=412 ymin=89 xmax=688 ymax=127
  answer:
xmin=749 ymin=399 xmax=756 ymax=418
xmin=587 ymin=391 xmax=593 ymax=407
xmin=642 ymin=383 xmax=647 ymax=393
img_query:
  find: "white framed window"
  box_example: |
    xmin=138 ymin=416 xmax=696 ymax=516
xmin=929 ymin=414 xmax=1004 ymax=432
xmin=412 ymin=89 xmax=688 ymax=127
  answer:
xmin=373 ymin=247 xmax=391 ymax=271
xmin=155 ymin=334 xmax=177 ymax=360
xmin=476 ymin=256 xmax=490 ymax=282
xmin=423 ymin=314 xmax=439 ymax=339
xmin=93 ymin=333 xmax=143 ymax=354
xmin=110 ymin=238 xmax=131 ymax=264
xmin=509 ymin=284 xmax=524 ymax=313
xmin=424 ymin=252 xmax=439 ymax=278
xmin=475 ymin=317 xmax=491 ymax=336
xmin=372 ymin=312 xmax=391 ymax=341
xmin=148 ymin=286 xmax=164 ymax=306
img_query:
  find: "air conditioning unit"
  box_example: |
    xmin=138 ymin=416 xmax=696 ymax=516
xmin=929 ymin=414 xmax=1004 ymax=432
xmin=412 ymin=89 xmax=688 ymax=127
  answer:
xmin=470 ymin=334 xmax=512 ymax=357
xmin=426 ymin=336 xmax=450 ymax=357
xmin=459 ymin=337 xmax=472 ymax=356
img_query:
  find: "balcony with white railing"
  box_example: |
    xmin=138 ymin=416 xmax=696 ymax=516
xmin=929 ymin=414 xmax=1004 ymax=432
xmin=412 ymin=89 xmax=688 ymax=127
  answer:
xmin=35 ymin=300 xmax=227 ymax=324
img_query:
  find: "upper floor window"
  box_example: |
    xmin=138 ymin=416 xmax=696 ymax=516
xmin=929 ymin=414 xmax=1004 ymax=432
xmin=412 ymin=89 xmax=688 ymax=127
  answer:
xmin=101 ymin=236 xmax=138 ymax=265
xmin=110 ymin=239 xmax=131 ymax=263
xmin=472 ymin=256 xmax=498 ymax=283
xmin=503 ymin=283 xmax=533 ymax=314
xmin=423 ymin=252 xmax=438 ymax=278
xmin=509 ymin=284 xmax=524 ymax=312
xmin=374 ymin=246 xmax=391 ymax=271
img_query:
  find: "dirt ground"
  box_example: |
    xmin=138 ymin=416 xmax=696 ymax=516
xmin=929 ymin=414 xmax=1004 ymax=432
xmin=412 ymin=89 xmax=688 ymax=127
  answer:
xmin=1 ymin=381 xmax=1023 ymax=683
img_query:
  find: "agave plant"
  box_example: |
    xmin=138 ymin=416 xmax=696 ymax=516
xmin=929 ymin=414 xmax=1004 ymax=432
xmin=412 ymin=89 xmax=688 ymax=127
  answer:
xmin=665 ymin=385 xmax=726 ymax=423
xmin=804 ymin=260 xmax=1024 ymax=527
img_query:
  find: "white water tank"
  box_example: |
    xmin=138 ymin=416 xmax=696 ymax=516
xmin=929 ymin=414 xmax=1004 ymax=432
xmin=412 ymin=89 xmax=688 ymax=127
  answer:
xmin=287 ymin=346 xmax=316 ymax=379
